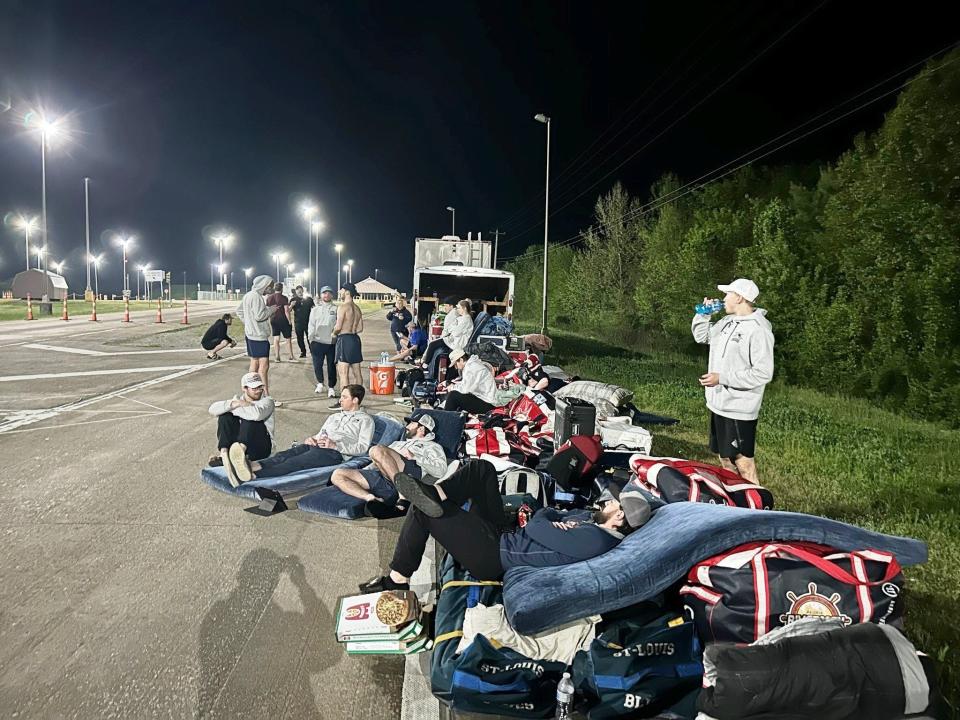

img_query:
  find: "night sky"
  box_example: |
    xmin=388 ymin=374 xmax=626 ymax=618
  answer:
xmin=1 ymin=0 xmax=957 ymax=294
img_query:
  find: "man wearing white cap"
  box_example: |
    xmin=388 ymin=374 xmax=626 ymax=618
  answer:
xmin=692 ymin=278 xmax=775 ymax=485
xmin=443 ymin=348 xmax=498 ymax=415
xmin=330 ymin=413 xmax=449 ymax=518
xmin=308 ymin=285 xmax=338 ymax=397
xmin=206 ymin=371 xmax=275 ymax=468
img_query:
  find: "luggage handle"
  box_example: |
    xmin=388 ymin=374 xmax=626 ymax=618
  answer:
xmin=756 ymin=543 xmax=900 ymax=586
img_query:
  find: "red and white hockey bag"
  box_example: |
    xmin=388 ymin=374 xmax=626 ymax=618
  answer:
xmin=679 ymin=541 xmax=905 ymax=643
xmin=464 ymin=427 xmax=510 ymax=457
xmin=629 ymin=455 xmax=774 ymax=510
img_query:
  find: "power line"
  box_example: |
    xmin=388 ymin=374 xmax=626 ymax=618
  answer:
xmin=498 ymin=45 xmax=960 ymax=264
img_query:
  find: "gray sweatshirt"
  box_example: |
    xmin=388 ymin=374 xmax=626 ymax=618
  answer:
xmin=310 ymin=410 xmax=375 ymax=458
xmin=307 ymin=300 xmax=338 ymax=344
xmin=208 ymin=394 xmax=276 ymax=444
xmin=691 ymin=309 xmax=775 ymax=421
xmin=388 ymin=436 xmax=449 ymax=479
xmin=236 ymin=275 xmax=276 ymax=341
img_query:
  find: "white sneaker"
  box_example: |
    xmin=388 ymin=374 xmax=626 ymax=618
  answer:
xmin=315 ymin=383 xmax=324 ymax=394
xmin=328 ymin=388 xmax=337 ymax=398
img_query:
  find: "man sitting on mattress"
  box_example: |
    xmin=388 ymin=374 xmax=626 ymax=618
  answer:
xmin=224 ymin=384 xmax=374 ymax=487
xmin=358 ymin=459 xmax=651 ymax=592
xmin=330 ymin=413 xmax=450 ymax=518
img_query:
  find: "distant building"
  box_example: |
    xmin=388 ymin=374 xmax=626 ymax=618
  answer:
xmin=353 ymin=276 xmax=399 ymax=302
xmin=11 ymin=269 xmax=69 ymax=300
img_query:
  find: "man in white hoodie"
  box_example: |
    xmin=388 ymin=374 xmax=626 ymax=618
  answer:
xmin=692 ymin=278 xmax=774 ymax=485
xmin=330 ymin=413 xmax=449 ymax=518
xmin=444 ymin=348 xmax=499 ymax=414
xmin=207 ymin=371 xmax=275 ymax=467
xmin=308 ymin=285 xmax=338 ymax=398
xmin=237 ymin=275 xmax=278 ymax=395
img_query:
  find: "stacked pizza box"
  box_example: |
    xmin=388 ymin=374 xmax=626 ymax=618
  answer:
xmin=335 ymin=590 xmax=432 ymax=655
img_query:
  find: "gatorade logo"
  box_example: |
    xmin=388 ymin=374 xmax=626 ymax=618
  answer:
xmin=344 ymin=603 xmax=371 ymax=621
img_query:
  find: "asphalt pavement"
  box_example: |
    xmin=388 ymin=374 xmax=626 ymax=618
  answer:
xmin=0 ymin=302 xmax=420 ymax=718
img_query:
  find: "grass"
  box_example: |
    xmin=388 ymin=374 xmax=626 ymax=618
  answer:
xmin=539 ymin=324 xmax=960 ymax=708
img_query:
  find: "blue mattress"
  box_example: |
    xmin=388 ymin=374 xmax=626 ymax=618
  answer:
xmin=297 ymin=467 xmax=400 ymax=519
xmin=200 ymin=413 xmax=404 ymax=499
xmin=502 ymin=501 xmax=928 ymax=635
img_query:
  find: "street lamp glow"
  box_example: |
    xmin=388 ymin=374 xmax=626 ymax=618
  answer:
xmin=115 ymin=235 xmax=134 ymax=297
xmin=12 ymin=214 xmax=39 ymax=271
xmin=446 ymin=206 xmax=455 ymax=236
xmin=53 ymin=260 xmax=65 ymax=274
xmin=334 ymin=243 xmax=343 ymax=253
xmin=300 ymin=202 xmax=318 ymax=220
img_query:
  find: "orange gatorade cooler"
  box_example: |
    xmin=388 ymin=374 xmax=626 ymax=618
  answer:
xmin=369 ymin=363 xmax=396 ymax=395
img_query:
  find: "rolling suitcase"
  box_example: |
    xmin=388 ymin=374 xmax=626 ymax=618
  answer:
xmin=554 ymin=396 xmax=597 ymax=446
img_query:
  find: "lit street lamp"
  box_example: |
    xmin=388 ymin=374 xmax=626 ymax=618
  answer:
xmin=33 ymin=245 xmax=48 ymax=270
xmin=210 ymin=263 xmax=217 ymax=293
xmin=12 ymin=214 xmax=38 ymax=271
xmin=212 ymin=230 xmax=233 ymax=287
xmin=115 ymin=235 xmax=133 ymax=298
xmin=218 ymin=263 xmax=226 ymax=297
xmin=347 ymin=258 xmax=354 ymax=284
xmin=534 ymin=112 xmax=551 ymax=334
xmin=244 ymin=267 xmax=253 ymax=293
xmin=300 ymin=202 xmax=317 ymax=294
xmin=446 ymin=206 xmax=455 ymax=236
xmin=137 ymin=264 xmax=150 ymax=301
xmin=334 ymin=243 xmax=344 ymax=290
xmin=342 ymin=264 xmax=349 ymax=289
xmin=53 ymin=260 xmax=65 ymax=275
xmin=311 ymin=221 xmax=324 ymax=294
xmin=23 ymin=111 xmax=68 ymax=283
xmin=271 ymin=251 xmax=287 ymax=283
xmin=89 ymin=253 xmax=102 ymax=297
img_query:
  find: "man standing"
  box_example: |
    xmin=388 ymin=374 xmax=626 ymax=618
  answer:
xmin=267 ymin=282 xmax=296 ymax=363
xmin=692 ymin=278 xmax=774 ymax=485
xmin=237 ymin=275 xmax=278 ymax=396
xmin=330 ymin=414 xmax=449 ymax=517
xmin=225 ymin=384 xmax=374 ymax=487
xmin=332 ymin=282 xmax=364 ymax=405
xmin=289 ymin=285 xmax=314 ymax=359
xmin=207 ymin=371 xmax=275 ymax=467
xmin=201 ymin=313 xmax=236 ymax=360
xmin=443 ymin=349 xmax=498 ymax=415
xmin=308 ymin=286 xmax=338 ymax=398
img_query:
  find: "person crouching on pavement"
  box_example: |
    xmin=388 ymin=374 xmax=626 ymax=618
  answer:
xmin=358 ymin=460 xmax=651 ymax=592
xmin=201 ymin=313 xmax=236 ymax=360
xmin=207 ymin=371 xmax=275 ymax=468
xmin=443 ymin=348 xmax=498 ymax=415
xmin=330 ymin=413 xmax=449 ymax=518
xmin=224 ymin=384 xmax=374 ymax=487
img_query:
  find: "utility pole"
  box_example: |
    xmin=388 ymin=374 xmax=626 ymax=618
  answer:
xmin=491 ymin=229 xmax=504 ymax=268
xmin=84 ymin=178 xmax=92 ymax=299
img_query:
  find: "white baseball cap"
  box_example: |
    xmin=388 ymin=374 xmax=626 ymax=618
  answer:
xmin=448 ymin=348 xmax=467 ymax=364
xmin=242 ymin=372 xmax=265 ymax=388
xmin=717 ymin=278 xmax=759 ymax=303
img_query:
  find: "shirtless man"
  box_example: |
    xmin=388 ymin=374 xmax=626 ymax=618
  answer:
xmin=332 ymin=282 xmax=364 ymax=406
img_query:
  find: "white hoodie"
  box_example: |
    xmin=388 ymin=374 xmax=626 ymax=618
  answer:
xmin=208 ymin=393 xmax=276 ymax=445
xmin=692 ymin=309 xmax=775 ymax=421
xmin=445 ymin=313 xmax=474 ymax=351
xmin=388 ymin=435 xmax=449 ymax=479
xmin=236 ymin=275 xmax=276 ymax=341
xmin=308 ymin=300 xmax=338 ymax=344
xmin=456 ymin=355 xmax=498 ymax=405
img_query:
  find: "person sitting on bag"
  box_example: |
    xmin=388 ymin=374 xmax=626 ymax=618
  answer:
xmin=330 ymin=413 xmax=449 ymax=518
xmin=358 ymin=460 xmax=651 ymax=592
xmin=207 ymin=371 xmax=275 ymax=468
xmin=223 ymin=384 xmax=374 ymax=487
xmin=444 ymin=349 xmax=499 ymax=415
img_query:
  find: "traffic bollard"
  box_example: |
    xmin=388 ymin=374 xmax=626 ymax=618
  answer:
xmin=155 ymin=297 xmax=165 ymax=323
xmin=61 ymin=295 xmax=70 ymax=321
xmin=26 ymin=293 xmax=34 ymax=321
xmin=89 ymin=297 xmax=98 ymax=322
xmin=122 ymin=296 xmax=131 ymax=323
xmin=180 ymin=297 xmax=190 ymax=325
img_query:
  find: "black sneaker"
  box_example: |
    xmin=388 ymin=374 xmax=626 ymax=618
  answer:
xmin=394 ymin=472 xmax=443 ymax=518
xmin=358 ymin=574 xmax=410 ymax=594
xmin=299 ymin=352 xmax=307 ymax=358
xmin=365 ymin=499 xmax=410 ymax=519
xmin=208 ymin=453 xmax=224 ymax=467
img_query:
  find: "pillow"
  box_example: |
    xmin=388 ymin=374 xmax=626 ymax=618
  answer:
xmin=372 ymin=413 xmax=405 ymax=446
xmin=409 ymin=408 xmax=466 ymax=459
xmin=555 ymin=380 xmax=634 ymax=409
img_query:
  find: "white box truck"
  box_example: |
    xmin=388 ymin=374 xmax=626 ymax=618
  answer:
xmin=411 ymin=235 xmax=515 ymax=319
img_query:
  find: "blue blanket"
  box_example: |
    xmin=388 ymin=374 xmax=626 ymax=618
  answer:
xmin=502 ymin=502 xmax=928 ymax=635
xmin=199 ymin=414 xmax=404 ymax=499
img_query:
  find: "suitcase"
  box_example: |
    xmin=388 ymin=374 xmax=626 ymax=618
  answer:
xmin=554 ymin=396 xmax=597 ymax=446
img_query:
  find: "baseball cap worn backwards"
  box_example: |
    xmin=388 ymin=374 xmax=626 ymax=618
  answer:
xmin=404 ymin=413 xmax=436 ymax=433
xmin=717 ymin=278 xmax=759 ymax=303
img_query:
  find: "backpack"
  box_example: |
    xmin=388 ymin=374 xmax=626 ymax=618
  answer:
xmin=498 ymin=468 xmax=551 ymax=507
xmin=546 ymin=435 xmax=603 ymax=491
xmin=399 ymin=367 xmax=425 ymax=397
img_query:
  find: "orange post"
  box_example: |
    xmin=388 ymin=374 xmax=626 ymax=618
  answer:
xmin=155 ymin=296 xmax=165 ymax=323
xmin=26 ymin=293 xmax=34 ymax=320
xmin=122 ymin=296 xmax=131 ymax=323
xmin=89 ymin=296 xmax=98 ymax=322
xmin=61 ymin=295 xmax=70 ymax=321
xmin=180 ymin=297 xmax=190 ymax=325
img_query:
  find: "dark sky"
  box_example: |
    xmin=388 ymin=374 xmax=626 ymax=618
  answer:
xmin=0 ymin=0 xmax=957 ymax=294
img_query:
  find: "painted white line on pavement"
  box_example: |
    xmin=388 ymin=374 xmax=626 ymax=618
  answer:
xmin=23 ymin=343 xmax=205 ymax=357
xmin=0 ymin=355 xmax=240 ymax=434
xmin=0 ymin=365 xmax=198 ymax=383
xmin=0 ymin=412 xmax=167 ymax=435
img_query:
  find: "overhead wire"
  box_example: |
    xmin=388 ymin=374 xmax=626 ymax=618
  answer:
xmin=496 ymin=43 xmax=960 ymax=265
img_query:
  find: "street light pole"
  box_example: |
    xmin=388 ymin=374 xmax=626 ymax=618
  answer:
xmin=347 ymin=259 xmax=354 ymax=284
xmin=446 ymin=206 xmax=455 ymax=236
xmin=40 ymin=127 xmax=47 ymax=278
xmin=534 ymin=113 xmax=551 ymax=334
xmin=84 ymin=177 xmax=92 ymax=297
xmin=335 ymin=243 xmax=343 ymax=290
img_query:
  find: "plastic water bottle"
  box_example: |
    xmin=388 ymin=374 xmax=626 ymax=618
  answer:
xmin=380 ymin=351 xmax=389 ymax=365
xmin=694 ymin=299 xmax=724 ymax=315
xmin=555 ymin=672 xmax=575 ymax=719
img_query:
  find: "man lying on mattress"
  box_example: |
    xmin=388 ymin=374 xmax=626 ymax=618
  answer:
xmin=358 ymin=459 xmax=652 ymax=593
xmin=330 ymin=413 xmax=449 ymax=519
xmin=224 ymin=383 xmax=374 ymax=487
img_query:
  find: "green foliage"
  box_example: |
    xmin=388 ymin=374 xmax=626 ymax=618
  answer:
xmin=507 ymin=48 xmax=960 ymax=426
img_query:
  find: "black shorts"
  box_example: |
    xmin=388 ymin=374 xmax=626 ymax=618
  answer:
xmin=709 ymin=411 xmax=757 ymax=460
xmin=201 ymin=338 xmax=221 ymax=351
xmin=271 ymin=320 xmax=292 ymax=339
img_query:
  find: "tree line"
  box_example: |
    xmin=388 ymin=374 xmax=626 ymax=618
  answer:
xmin=505 ymin=49 xmax=960 ymax=426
